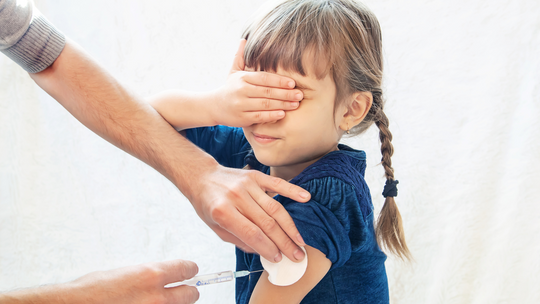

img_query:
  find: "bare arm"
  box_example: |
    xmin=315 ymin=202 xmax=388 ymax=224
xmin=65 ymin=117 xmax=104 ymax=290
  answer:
xmin=29 ymin=39 xmax=309 ymax=262
xmin=249 ymin=246 xmax=332 ymax=304
xmin=0 ymin=260 xmax=200 ymax=304
xmin=150 ymin=39 xmax=303 ymax=131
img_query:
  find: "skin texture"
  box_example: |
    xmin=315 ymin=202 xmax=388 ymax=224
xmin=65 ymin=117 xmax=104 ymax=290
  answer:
xmin=0 ymin=260 xmax=200 ymax=304
xmin=249 ymin=246 xmax=332 ymax=304
xmin=148 ymin=40 xmax=310 ymax=262
xmin=244 ymin=60 xmax=373 ymax=303
xmin=5 ymin=38 xmax=312 ymax=303
xmin=244 ymin=65 xmax=372 ymax=182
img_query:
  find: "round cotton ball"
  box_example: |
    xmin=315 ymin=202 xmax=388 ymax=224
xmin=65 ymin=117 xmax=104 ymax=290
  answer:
xmin=260 ymin=247 xmax=308 ymax=286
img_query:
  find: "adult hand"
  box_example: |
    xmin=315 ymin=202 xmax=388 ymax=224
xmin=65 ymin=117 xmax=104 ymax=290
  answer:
xmin=209 ymin=39 xmax=304 ymax=127
xmin=188 ymin=164 xmax=310 ymax=263
xmin=0 ymin=260 xmax=200 ymax=304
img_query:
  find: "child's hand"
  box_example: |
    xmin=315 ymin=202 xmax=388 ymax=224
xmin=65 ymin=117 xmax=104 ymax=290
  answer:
xmin=209 ymin=39 xmax=303 ymax=127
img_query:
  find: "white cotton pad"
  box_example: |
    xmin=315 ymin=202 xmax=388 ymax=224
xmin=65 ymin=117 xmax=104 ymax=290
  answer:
xmin=260 ymin=247 xmax=308 ymax=286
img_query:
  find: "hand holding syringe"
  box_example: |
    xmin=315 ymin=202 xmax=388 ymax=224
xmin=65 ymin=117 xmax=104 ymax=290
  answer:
xmin=165 ymin=270 xmax=263 ymax=288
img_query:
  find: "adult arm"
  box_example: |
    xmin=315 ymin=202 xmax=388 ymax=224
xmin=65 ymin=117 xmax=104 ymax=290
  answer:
xmin=0 ymin=260 xmax=200 ymax=304
xmin=1 ymin=1 xmax=310 ymax=261
xmin=31 ymin=39 xmax=308 ymax=262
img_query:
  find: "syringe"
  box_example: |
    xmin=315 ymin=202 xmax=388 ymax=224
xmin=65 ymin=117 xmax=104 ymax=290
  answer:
xmin=164 ymin=270 xmax=264 ymax=288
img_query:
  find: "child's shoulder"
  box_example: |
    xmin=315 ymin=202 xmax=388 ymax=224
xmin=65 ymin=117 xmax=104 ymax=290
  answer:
xmin=285 ymin=144 xmax=373 ymax=220
xmin=292 ymin=144 xmax=369 ymax=195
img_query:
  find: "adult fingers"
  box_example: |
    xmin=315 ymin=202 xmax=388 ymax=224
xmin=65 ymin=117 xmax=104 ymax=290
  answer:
xmin=230 ymin=39 xmax=247 ymax=73
xmin=211 ymin=224 xmax=256 ymax=253
xmin=159 ymin=259 xmax=199 ymax=284
xmin=165 ymin=286 xmax=200 ymax=304
xmin=243 ymin=71 xmax=297 ymax=89
xmin=246 ymin=81 xmax=303 ymax=102
xmin=255 ymin=172 xmax=311 ymax=203
xmin=211 ymin=201 xmax=282 ymax=262
xmin=241 ymin=185 xmax=306 ymax=262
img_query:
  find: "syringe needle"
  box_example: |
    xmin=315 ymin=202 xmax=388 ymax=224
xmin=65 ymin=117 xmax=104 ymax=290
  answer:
xmin=165 ymin=269 xmax=264 ymax=288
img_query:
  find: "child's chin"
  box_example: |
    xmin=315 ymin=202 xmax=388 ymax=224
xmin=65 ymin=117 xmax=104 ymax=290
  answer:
xmin=252 ymin=152 xmax=283 ymax=167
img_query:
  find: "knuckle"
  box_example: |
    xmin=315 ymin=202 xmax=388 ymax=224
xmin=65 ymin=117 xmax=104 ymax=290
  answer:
xmin=261 ymin=99 xmax=271 ymax=109
xmin=265 ymin=199 xmax=282 ymax=216
xmin=260 ymin=217 xmax=278 ymax=232
xmin=253 ymin=112 xmax=264 ymax=123
xmin=141 ymin=265 xmax=164 ymax=282
xmin=243 ymin=225 xmax=263 ymax=243
xmin=209 ymin=203 xmax=229 ymax=224
xmin=264 ymin=87 xmax=272 ymax=98
xmin=271 ymin=177 xmax=283 ymax=188
xmin=281 ymin=238 xmax=297 ymax=253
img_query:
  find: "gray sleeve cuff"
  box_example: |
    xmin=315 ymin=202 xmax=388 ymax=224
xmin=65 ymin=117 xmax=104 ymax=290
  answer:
xmin=1 ymin=10 xmax=66 ymax=73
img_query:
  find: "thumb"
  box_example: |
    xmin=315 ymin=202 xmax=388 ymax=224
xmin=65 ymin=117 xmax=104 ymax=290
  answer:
xmin=230 ymin=39 xmax=247 ymax=73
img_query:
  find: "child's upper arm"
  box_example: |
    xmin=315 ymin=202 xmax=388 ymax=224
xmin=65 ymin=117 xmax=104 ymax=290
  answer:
xmin=249 ymin=246 xmax=332 ymax=304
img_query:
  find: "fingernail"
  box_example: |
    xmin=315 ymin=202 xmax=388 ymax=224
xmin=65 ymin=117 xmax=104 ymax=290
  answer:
xmin=297 ymin=234 xmax=305 ymax=246
xmin=293 ymin=249 xmax=305 ymax=261
xmin=290 ymin=102 xmax=299 ymax=108
xmin=274 ymin=253 xmax=283 ymax=263
xmin=277 ymin=111 xmax=285 ymax=117
xmin=295 ymin=93 xmax=302 ymax=100
xmin=299 ymin=192 xmax=310 ymax=199
xmin=288 ymin=81 xmax=295 ymax=88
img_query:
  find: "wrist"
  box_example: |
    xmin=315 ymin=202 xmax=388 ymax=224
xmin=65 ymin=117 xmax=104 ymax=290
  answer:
xmin=171 ymin=150 xmax=220 ymax=203
xmin=203 ymin=88 xmax=223 ymax=127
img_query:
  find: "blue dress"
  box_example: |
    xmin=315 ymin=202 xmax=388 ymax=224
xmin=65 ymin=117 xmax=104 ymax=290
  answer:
xmin=186 ymin=126 xmax=389 ymax=304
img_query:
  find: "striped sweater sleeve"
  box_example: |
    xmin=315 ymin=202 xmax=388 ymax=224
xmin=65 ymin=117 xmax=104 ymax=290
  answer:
xmin=0 ymin=0 xmax=65 ymax=73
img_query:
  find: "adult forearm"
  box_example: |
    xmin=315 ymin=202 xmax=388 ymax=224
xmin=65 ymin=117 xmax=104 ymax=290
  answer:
xmin=0 ymin=283 xmax=74 ymax=303
xmin=29 ymin=40 xmax=216 ymax=199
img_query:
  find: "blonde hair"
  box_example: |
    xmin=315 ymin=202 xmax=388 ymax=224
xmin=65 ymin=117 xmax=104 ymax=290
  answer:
xmin=243 ymin=0 xmax=410 ymax=260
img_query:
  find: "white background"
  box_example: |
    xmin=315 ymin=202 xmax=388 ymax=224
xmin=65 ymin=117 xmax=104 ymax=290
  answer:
xmin=1 ymin=0 xmax=539 ymax=303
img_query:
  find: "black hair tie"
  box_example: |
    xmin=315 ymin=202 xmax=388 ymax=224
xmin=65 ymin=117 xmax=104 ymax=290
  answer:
xmin=382 ymin=179 xmax=399 ymax=197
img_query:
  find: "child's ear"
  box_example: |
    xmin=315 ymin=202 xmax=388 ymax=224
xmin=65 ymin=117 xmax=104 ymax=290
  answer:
xmin=339 ymin=92 xmax=373 ymax=132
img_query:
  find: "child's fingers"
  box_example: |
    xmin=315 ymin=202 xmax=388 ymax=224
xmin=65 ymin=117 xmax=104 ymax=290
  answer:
xmin=246 ymin=82 xmax=303 ymax=102
xmin=246 ymin=98 xmax=299 ymax=112
xmin=245 ymin=110 xmax=285 ymax=124
xmin=230 ymin=39 xmax=247 ymax=72
xmin=243 ymin=71 xmax=297 ymax=89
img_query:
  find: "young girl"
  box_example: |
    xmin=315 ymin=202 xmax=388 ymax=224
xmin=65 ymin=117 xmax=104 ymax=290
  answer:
xmin=152 ymin=0 xmax=410 ymax=303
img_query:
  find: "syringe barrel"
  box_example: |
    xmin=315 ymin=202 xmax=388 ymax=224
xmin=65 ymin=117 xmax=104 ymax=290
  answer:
xmin=165 ymin=270 xmax=234 ymax=288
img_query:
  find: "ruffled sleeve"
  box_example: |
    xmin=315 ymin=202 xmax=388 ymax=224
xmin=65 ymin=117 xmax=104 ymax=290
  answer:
xmin=185 ymin=126 xmax=250 ymax=169
xmin=278 ymin=176 xmax=373 ymax=270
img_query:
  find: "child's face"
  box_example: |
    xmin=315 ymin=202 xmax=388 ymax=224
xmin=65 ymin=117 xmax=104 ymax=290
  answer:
xmin=243 ymin=64 xmax=346 ymax=180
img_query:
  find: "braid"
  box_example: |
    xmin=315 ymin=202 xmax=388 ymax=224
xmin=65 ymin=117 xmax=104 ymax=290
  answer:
xmin=374 ymin=105 xmax=411 ymax=260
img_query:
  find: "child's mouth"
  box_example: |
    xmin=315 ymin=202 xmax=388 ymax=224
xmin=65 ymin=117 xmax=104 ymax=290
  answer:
xmin=252 ymin=132 xmax=279 ymax=144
